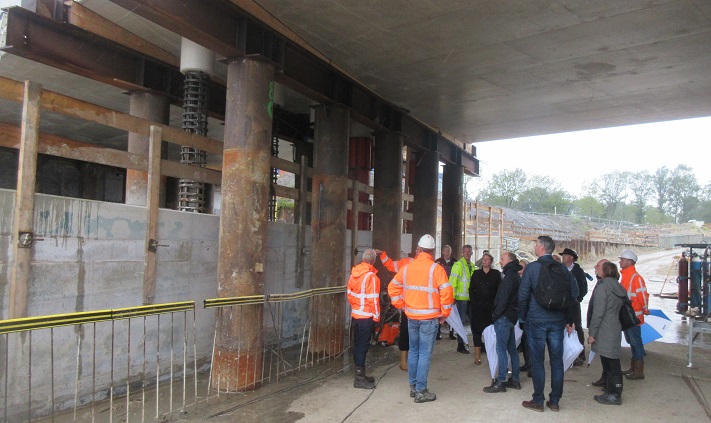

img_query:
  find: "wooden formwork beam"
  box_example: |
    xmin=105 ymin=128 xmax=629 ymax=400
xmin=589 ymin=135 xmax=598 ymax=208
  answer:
xmin=142 ymin=126 xmax=162 ymax=305
xmin=9 ymin=81 xmax=41 ymax=319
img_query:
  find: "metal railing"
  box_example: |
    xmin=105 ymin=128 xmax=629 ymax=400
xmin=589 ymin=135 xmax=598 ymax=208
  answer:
xmin=0 ymin=287 xmax=350 ymax=422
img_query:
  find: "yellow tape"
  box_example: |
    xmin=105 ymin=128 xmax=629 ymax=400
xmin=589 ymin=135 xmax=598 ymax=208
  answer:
xmin=204 ymin=286 xmax=346 ymax=308
xmin=0 ymin=301 xmax=195 ymax=335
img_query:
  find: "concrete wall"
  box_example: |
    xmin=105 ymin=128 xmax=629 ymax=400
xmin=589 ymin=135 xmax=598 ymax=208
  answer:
xmin=659 ymin=234 xmax=703 ymax=249
xmin=0 ymin=188 xmax=411 ymax=419
xmin=0 ymin=189 xmax=356 ymax=419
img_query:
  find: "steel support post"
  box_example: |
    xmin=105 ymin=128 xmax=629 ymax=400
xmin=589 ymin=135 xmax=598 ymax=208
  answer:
xmin=212 ymin=57 xmax=275 ymax=391
xmin=310 ymin=105 xmax=349 ymax=355
xmin=411 ymin=150 xmax=439 ymax=253
xmin=372 ymin=131 xmax=403 ymax=257
xmin=126 ymin=91 xmax=170 ymax=206
xmin=441 ymin=163 xmax=464 ymax=255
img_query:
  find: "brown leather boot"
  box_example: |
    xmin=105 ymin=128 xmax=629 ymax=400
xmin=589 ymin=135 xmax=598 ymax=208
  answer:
xmin=621 ymin=358 xmax=634 ymax=375
xmin=626 ymin=360 xmax=644 ymax=380
xmin=474 ymin=347 xmax=482 ymax=365
xmin=400 ymin=350 xmax=408 ymax=371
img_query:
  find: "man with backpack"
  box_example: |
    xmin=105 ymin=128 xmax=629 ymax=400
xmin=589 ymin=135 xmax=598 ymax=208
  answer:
xmin=519 ymin=235 xmax=578 ymax=413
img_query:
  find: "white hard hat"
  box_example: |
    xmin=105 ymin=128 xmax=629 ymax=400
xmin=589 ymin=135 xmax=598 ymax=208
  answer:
xmin=619 ymin=250 xmax=638 ymax=262
xmin=418 ymin=234 xmax=436 ymax=249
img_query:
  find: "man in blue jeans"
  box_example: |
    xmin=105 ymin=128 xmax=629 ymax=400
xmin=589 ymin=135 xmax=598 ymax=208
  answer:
xmin=484 ymin=251 xmax=522 ymax=393
xmin=388 ymin=234 xmax=454 ymax=403
xmin=518 ymin=236 xmax=578 ymax=412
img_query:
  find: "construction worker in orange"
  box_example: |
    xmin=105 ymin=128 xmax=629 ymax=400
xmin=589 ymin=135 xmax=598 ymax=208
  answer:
xmin=618 ymin=250 xmax=650 ymax=380
xmin=346 ymin=249 xmax=381 ymax=389
xmin=376 ymin=246 xmax=421 ymax=371
xmin=388 ymin=234 xmax=454 ymax=403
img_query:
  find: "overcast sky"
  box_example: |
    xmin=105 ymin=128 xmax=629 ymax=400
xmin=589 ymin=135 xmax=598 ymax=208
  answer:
xmin=469 ymin=116 xmax=711 ymax=198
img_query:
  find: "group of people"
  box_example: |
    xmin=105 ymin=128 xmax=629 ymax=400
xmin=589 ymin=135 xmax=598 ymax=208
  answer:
xmin=345 ymin=234 xmax=649 ymax=410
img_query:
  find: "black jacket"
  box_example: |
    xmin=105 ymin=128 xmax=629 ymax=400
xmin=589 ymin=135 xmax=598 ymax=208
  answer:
xmin=492 ymin=259 xmax=522 ymax=324
xmin=571 ymin=262 xmax=588 ymax=302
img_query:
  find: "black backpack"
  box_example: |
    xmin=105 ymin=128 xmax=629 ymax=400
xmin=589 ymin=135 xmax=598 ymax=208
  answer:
xmin=534 ymin=260 xmax=571 ymax=311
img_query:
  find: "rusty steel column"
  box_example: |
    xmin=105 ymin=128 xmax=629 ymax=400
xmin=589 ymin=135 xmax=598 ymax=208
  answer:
xmin=125 ymin=91 xmax=170 ymax=206
xmin=212 ymin=57 xmax=274 ymax=391
xmin=373 ymin=131 xmax=403 ymax=256
xmin=411 ymin=149 xmax=439 ymax=252
xmin=442 ymin=163 xmax=464 ymax=255
xmin=310 ymin=104 xmax=349 ymax=356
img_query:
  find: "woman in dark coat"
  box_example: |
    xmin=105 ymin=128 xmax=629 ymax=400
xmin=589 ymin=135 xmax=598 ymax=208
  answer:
xmin=587 ymin=261 xmax=627 ymax=405
xmin=469 ymin=252 xmax=501 ymax=365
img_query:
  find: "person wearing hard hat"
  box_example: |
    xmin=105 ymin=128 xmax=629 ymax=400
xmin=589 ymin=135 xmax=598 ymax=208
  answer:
xmin=376 ymin=246 xmax=421 ymax=371
xmin=618 ymin=249 xmax=650 ymax=380
xmin=388 ymin=234 xmax=454 ymax=403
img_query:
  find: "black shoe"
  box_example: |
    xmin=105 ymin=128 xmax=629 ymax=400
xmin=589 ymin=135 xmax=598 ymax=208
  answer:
xmin=527 ymin=370 xmax=532 ymax=378
xmin=591 ymin=376 xmax=607 ymax=387
xmin=436 ymin=333 xmax=442 ymax=340
xmin=519 ymin=364 xmax=528 ymax=372
xmin=410 ymin=384 xmax=416 ymax=398
xmin=449 ymin=330 xmax=457 ymax=340
xmin=594 ymin=393 xmax=621 ymax=405
xmin=573 ymin=358 xmax=584 ymax=366
xmin=504 ymin=378 xmax=521 ymax=390
xmin=457 ymin=345 xmax=470 ymax=354
xmin=483 ymin=380 xmax=507 ymax=393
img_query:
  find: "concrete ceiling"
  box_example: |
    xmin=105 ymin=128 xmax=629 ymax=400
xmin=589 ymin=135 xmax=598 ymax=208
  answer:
xmin=248 ymin=0 xmax=711 ymax=142
xmin=1 ymin=0 xmax=709 ymax=155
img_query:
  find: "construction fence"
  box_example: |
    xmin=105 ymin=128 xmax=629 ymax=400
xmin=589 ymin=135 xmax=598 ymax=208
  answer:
xmin=0 ymin=288 xmax=350 ymax=423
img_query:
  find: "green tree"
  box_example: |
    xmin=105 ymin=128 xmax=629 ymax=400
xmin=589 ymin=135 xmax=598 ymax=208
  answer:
xmin=692 ymin=181 xmax=711 ymax=222
xmin=628 ymin=170 xmax=653 ymax=223
xmin=651 ymin=166 xmax=671 ymax=214
xmin=572 ymin=196 xmax=606 ymax=218
xmin=479 ymin=168 xmax=528 ymax=207
xmin=587 ymin=171 xmax=630 ymax=218
xmin=666 ymin=164 xmax=700 ymax=223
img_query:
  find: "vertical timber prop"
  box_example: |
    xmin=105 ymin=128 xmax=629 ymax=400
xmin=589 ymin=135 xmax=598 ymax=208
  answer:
xmin=310 ymin=105 xmax=350 ymax=357
xmin=9 ymin=81 xmax=41 ymax=319
xmin=212 ymin=57 xmax=275 ymax=391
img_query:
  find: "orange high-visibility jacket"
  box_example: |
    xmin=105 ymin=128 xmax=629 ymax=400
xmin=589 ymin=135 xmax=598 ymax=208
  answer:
xmin=620 ymin=265 xmax=650 ymax=325
xmin=347 ymin=262 xmax=381 ymax=322
xmin=388 ymin=253 xmax=454 ymax=320
xmin=379 ymin=251 xmax=413 ymax=273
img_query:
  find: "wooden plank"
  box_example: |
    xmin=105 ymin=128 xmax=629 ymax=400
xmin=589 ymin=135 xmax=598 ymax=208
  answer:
xmin=402 ymin=193 xmax=414 ymax=202
xmin=66 ymin=1 xmax=179 ymax=67
xmin=38 ymin=89 xmax=224 ymax=155
xmin=161 ymin=161 xmax=221 ymax=185
xmin=272 ymin=184 xmax=299 ymax=201
xmin=9 ymin=81 xmax=41 ymax=319
xmin=270 ymin=156 xmax=301 ymax=175
xmin=143 ymin=126 xmax=162 ymax=305
xmin=0 ymin=122 xmax=222 ymax=184
xmin=0 ymin=75 xmax=224 ymax=155
xmin=402 ymin=212 xmax=413 ymax=221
